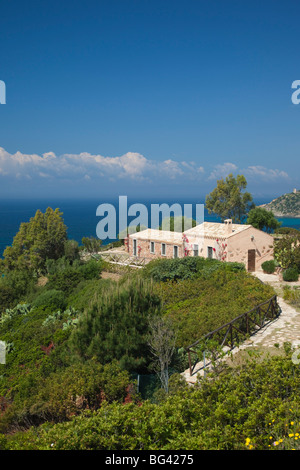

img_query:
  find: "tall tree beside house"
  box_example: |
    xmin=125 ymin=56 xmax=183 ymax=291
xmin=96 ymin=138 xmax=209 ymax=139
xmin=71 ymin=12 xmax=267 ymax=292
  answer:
xmin=246 ymin=207 xmax=281 ymax=233
xmin=0 ymin=207 xmax=67 ymax=273
xmin=205 ymin=174 xmax=254 ymax=223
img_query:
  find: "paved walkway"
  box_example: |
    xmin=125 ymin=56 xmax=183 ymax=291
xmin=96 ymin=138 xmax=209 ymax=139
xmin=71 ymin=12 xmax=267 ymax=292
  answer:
xmin=182 ymin=271 xmax=300 ymax=384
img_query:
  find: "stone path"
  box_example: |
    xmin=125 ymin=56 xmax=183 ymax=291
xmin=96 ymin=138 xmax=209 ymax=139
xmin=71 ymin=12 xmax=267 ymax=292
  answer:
xmin=182 ymin=270 xmax=300 ymax=384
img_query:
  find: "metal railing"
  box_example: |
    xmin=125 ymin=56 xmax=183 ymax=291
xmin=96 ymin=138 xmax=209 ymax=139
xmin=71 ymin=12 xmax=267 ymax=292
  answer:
xmin=185 ymin=295 xmax=281 ymax=376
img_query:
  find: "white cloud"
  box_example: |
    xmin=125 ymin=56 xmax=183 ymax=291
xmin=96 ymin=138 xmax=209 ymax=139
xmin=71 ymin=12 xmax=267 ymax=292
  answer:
xmin=0 ymin=147 xmax=205 ymax=183
xmin=0 ymin=146 xmax=290 ymax=188
xmin=208 ymin=162 xmax=238 ymax=180
xmin=243 ymin=165 xmax=289 ymax=180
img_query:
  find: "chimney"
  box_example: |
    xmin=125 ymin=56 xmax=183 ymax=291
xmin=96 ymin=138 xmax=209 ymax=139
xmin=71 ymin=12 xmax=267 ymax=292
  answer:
xmin=224 ymin=219 xmax=233 ymax=234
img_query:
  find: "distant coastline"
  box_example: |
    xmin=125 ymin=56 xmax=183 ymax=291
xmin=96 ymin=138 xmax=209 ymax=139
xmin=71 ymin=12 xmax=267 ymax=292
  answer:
xmin=259 ymin=191 xmax=300 ymax=218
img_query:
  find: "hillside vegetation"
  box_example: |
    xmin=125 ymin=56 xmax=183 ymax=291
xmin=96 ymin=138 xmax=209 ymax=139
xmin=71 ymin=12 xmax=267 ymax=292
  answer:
xmin=260 ymin=192 xmax=300 ymax=218
xmin=0 ymin=207 xmax=292 ymax=451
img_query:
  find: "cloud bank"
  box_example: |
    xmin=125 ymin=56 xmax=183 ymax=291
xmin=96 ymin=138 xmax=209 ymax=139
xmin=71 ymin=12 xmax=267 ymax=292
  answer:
xmin=0 ymin=147 xmax=205 ymax=183
xmin=0 ymin=147 xmax=290 ymax=190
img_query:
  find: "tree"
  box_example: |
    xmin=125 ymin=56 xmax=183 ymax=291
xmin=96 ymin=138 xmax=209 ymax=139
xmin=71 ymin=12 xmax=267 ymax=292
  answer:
xmin=147 ymin=316 xmax=176 ymax=394
xmin=81 ymin=236 xmax=102 ymax=254
xmin=1 ymin=208 xmax=67 ymax=273
xmin=205 ymin=174 xmax=253 ymax=223
xmin=274 ymin=232 xmax=300 ymax=271
xmin=246 ymin=207 xmax=281 ymax=233
xmin=69 ymin=278 xmax=161 ymax=372
xmin=64 ymin=240 xmax=80 ymax=262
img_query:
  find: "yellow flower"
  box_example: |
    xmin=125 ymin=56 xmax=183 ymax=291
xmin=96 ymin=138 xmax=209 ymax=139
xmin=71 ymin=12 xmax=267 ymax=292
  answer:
xmin=269 ymin=436 xmax=273 ymax=439
xmin=245 ymin=438 xmax=251 ymax=446
xmin=279 ymin=439 xmax=283 ymax=443
xmin=249 ymin=445 xmax=253 ymax=450
xmin=274 ymin=441 xmax=279 ymax=446
xmin=295 ymin=433 xmax=299 ymax=437
xmin=289 ymin=433 xmax=294 ymax=437
xmin=291 ymin=422 xmax=294 ymax=425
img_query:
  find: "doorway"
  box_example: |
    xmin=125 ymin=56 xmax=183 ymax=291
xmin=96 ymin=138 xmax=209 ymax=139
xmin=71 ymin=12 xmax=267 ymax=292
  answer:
xmin=248 ymin=249 xmax=256 ymax=272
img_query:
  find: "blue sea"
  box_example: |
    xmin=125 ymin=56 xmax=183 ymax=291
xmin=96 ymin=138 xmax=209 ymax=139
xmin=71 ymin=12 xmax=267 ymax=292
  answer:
xmin=0 ymin=197 xmax=299 ymax=257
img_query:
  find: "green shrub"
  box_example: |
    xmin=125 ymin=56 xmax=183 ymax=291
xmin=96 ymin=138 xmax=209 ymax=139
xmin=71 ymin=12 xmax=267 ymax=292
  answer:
xmin=0 ymin=269 xmax=36 ymax=310
xmin=155 ymin=270 xmax=275 ymax=347
xmin=275 ymin=227 xmax=300 ymax=235
xmin=261 ymin=260 xmax=276 ymax=274
xmin=67 ymin=278 xmax=113 ymax=311
xmin=283 ymin=267 xmax=299 ymax=282
xmin=14 ymin=361 xmax=131 ymax=425
xmin=143 ymin=257 xmax=245 ymax=283
xmin=47 ymin=269 xmax=83 ymax=295
xmin=0 ymin=284 xmax=15 ymax=312
xmin=283 ymin=286 xmax=300 ymax=306
xmin=78 ymin=259 xmax=103 ymax=280
xmin=6 ymin=352 xmax=300 ymax=451
xmin=32 ymin=289 xmax=67 ymax=310
xmin=47 ymin=260 xmax=103 ymax=295
xmin=69 ymin=277 xmax=161 ymax=372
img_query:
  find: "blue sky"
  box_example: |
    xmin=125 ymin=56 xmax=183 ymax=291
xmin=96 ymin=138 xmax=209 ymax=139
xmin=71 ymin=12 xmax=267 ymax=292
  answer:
xmin=0 ymin=0 xmax=299 ymax=201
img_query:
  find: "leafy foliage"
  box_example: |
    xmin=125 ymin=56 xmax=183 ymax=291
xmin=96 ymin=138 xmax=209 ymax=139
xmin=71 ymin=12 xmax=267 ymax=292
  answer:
xmin=205 ymin=173 xmax=253 ymax=223
xmin=282 ymin=267 xmax=299 ymax=282
xmin=274 ymin=232 xmax=300 ymax=271
xmin=32 ymin=290 xmax=67 ymax=311
xmin=0 ymin=208 xmax=67 ymax=273
xmin=81 ymin=236 xmax=102 ymax=254
xmin=69 ymin=278 xmax=161 ymax=372
xmin=143 ymin=256 xmax=245 ymax=283
xmin=261 ymin=260 xmax=276 ymax=274
xmin=155 ymin=270 xmax=274 ymax=347
xmin=5 ymin=351 xmax=300 ymax=450
xmin=247 ymin=207 xmax=281 ymax=233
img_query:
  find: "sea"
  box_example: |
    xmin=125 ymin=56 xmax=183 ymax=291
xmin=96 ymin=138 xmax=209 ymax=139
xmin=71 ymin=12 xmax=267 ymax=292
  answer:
xmin=0 ymin=197 xmax=299 ymax=257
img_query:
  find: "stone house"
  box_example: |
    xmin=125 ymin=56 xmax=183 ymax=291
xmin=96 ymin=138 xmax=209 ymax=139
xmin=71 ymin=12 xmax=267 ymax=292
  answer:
xmin=128 ymin=219 xmax=274 ymax=272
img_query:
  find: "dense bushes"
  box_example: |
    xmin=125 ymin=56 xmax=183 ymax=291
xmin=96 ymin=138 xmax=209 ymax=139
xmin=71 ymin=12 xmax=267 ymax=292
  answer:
xmin=4 ymin=351 xmax=300 ymax=450
xmin=283 ymin=286 xmax=300 ymax=307
xmin=32 ymin=289 xmax=67 ymax=311
xmin=69 ymin=278 xmax=161 ymax=372
xmin=262 ymin=260 xmax=276 ymax=274
xmin=0 ymin=270 xmax=36 ymax=313
xmin=274 ymin=231 xmax=300 ymax=271
xmin=143 ymin=256 xmax=245 ymax=283
xmin=46 ymin=259 xmax=103 ymax=295
xmin=155 ymin=269 xmax=274 ymax=347
xmin=3 ymin=361 xmax=131 ymax=427
xmin=283 ymin=267 xmax=299 ymax=282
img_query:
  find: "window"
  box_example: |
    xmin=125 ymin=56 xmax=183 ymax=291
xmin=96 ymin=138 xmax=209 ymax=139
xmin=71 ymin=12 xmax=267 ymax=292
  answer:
xmin=193 ymin=244 xmax=199 ymax=257
xmin=161 ymin=243 xmax=166 ymax=256
xmin=207 ymin=246 xmax=213 ymax=259
xmin=173 ymin=245 xmax=179 ymax=258
xmin=150 ymin=241 xmax=155 ymax=254
xmin=133 ymin=239 xmax=137 ymax=256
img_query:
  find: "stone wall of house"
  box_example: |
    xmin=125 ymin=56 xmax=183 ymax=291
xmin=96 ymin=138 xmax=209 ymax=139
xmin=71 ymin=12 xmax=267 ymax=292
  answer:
xmin=226 ymin=227 xmax=274 ymax=270
xmin=128 ymin=236 xmax=183 ymax=259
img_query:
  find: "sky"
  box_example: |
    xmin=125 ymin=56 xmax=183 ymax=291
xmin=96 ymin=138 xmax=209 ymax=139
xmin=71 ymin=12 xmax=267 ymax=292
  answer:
xmin=0 ymin=0 xmax=300 ymax=201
